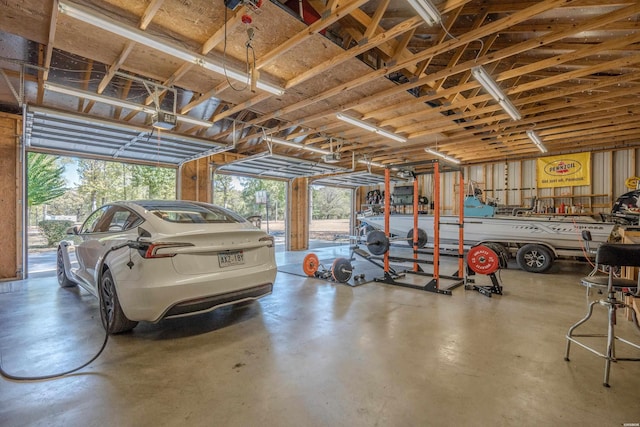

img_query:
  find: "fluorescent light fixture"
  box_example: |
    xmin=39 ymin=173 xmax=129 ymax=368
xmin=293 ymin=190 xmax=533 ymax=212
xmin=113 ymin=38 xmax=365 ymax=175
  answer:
xmin=471 ymin=66 xmax=521 ymax=121
xmin=43 ymin=82 xmax=213 ymax=128
xmin=268 ymin=137 xmax=330 ymax=155
xmin=357 ymin=159 xmax=387 ymax=169
xmin=424 ymin=147 xmax=461 ymax=164
xmin=58 ymin=0 xmax=284 ymax=96
xmin=405 ymin=0 xmax=441 ymax=25
xmin=526 ymin=130 xmax=548 ymax=153
xmin=336 ymin=113 xmax=407 ymax=143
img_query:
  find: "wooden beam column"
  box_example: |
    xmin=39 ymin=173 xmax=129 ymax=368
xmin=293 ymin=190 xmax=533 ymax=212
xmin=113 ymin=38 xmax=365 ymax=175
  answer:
xmin=288 ymin=177 xmax=309 ymax=251
xmin=0 ymin=113 xmax=23 ymax=280
xmin=179 ymin=158 xmax=211 ymax=203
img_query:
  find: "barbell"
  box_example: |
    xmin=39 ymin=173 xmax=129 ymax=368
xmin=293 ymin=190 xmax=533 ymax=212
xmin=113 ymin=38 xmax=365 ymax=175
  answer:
xmin=302 ymin=253 xmax=354 ymax=283
xmin=365 ymin=228 xmax=428 ymax=255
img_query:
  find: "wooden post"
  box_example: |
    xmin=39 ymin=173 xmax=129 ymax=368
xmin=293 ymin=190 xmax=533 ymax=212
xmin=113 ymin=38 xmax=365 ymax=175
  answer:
xmin=0 ymin=113 xmax=23 ymax=280
xmin=288 ymin=177 xmax=308 ymax=251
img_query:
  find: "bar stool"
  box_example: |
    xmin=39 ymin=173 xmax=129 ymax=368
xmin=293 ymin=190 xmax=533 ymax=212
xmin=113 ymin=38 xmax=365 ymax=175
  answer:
xmin=564 ymin=243 xmax=640 ymax=387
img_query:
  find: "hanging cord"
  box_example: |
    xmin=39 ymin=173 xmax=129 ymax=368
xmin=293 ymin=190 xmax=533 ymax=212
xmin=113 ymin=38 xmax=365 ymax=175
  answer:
xmin=222 ymin=6 xmax=253 ymax=92
xmin=435 ymin=18 xmax=484 ymax=61
xmin=0 ymin=241 xmax=141 ymax=382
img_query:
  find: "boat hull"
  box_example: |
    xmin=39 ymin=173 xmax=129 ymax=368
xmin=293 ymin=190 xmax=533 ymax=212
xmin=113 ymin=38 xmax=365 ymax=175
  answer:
xmin=358 ymin=214 xmax=615 ymax=251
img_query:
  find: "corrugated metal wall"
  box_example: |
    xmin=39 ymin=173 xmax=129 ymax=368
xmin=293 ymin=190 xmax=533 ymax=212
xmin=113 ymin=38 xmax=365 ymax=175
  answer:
xmin=373 ymin=148 xmax=638 ymax=216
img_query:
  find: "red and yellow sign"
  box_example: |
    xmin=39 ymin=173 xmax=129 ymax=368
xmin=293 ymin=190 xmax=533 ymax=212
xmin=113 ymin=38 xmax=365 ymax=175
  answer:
xmin=536 ymin=152 xmax=591 ymax=188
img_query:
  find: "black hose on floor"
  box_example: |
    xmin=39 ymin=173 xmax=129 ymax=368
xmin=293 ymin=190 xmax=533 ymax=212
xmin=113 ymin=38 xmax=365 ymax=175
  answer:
xmin=0 ymin=241 xmax=137 ymax=382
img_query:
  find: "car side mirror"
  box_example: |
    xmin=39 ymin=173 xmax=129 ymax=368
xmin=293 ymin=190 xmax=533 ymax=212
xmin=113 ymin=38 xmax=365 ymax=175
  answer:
xmin=66 ymin=225 xmax=79 ymax=235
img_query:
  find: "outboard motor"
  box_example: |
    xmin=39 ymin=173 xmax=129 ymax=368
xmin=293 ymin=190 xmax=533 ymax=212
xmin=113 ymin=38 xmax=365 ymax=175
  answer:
xmin=611 ymin=189 xmax=640 ymax=224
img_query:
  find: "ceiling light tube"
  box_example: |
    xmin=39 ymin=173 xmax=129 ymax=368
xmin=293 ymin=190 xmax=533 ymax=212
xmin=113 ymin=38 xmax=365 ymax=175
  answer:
xmin=424 ymin=147 xmax=461 ymax=164
xmin=58 ymin=0 xmax=284 ymax=96
xmin=268 ymin=137 xmax=330 ymax=155
xmin=526 ymin=130 xmax=548 ymax=153
xmin=405 ymin=0 xmax=441 ymax=25
xmin=43 ymin=82 xmax=213 ymax=128
xmin=336 ymin=113 xmax=407 ymax=143
xmin=357 ymin=159 xmax=387 ymax=169
xmin=471 ymin=66 xmax=521 ymax=121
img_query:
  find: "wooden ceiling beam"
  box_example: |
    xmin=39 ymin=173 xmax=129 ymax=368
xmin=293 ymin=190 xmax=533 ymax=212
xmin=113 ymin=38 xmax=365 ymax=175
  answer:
xmin=256 ymin=0 xmax=371 ymax=70
xmin=77 ymin=59 xmax=94 ymax=112
xmin=362 ymin=0 xmax=390 ymax=41
xmin=247 ymin=0 xmax=576 ymax=131
xmin=42 ymin=0 xmax=59 ymax=81
xmin=286 ymin=16 xmax=422 ymax=89
xmin=343 ymin=1 xmax=640 ymax=118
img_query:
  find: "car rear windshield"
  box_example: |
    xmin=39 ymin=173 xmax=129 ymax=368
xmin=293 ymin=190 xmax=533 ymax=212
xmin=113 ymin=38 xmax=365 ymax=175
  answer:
xmin=144 ymin=203 xmax=245 ymax=224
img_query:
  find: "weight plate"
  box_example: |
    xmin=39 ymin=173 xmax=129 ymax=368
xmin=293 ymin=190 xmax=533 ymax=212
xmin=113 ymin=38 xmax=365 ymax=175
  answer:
xmin=302 ymin=253 xmax=320 ymax=276
xmin=366 ymin=230 xmax=390 ymax=255
xmin=467 ymin=245 xmax=500 ymax=275
xmin=483 ymin=242 xmax=509 ymax=269
xmin=331 ymin=257 xmax=353 ymax=283
xmin=406 ymin=228 xmax=428 ymax=248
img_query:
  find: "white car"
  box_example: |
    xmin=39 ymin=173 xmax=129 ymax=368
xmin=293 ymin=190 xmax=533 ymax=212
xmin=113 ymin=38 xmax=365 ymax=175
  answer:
xmin=57 ymin=200 xmax=277 ymax=333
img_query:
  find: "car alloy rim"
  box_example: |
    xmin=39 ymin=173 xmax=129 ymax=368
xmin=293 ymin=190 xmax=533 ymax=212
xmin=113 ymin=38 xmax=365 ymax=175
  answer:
xmin=101 ymin=275 xmax=115 ymax=325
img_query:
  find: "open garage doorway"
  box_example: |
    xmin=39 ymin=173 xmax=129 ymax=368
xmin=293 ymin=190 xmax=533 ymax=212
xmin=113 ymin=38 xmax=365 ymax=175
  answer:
xmin=309 ymin=185 xmax=352 ymax=246
xmin=213 ymin=174 xmax=287 ymax=249
xmin=26 ymin=152 xmax=176 ymax=276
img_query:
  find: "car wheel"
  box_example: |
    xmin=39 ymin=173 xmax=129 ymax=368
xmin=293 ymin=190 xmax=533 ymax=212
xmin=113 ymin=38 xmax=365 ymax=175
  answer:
xmin=99 ymin=269 xmax=138 ymax=334
xmin=56 ymin=248 xmax=76 ymax=288
xmin=516 ymin=244 xmax=554 ymax=273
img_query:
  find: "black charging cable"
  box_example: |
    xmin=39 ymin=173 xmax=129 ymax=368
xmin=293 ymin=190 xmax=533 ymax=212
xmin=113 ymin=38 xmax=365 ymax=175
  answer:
xmin=0 ymin=240 xmax=142 ymax=381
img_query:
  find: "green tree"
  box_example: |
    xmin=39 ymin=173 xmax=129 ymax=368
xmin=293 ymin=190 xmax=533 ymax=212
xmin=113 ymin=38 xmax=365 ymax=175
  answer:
xmin=239 ymin=177 xmax=285 ymax=219
xmin=130 ymin=164 xmax=176 ymax=199
xmin=311 ymin=186 xmax=351 ymax=219
xmin=76 ymin=159 xmax=114 ymax=211
xmin=27 ymin=152 xmax=67 ymax=206
xmin=213 ymin=174 xmax=234 ymax=208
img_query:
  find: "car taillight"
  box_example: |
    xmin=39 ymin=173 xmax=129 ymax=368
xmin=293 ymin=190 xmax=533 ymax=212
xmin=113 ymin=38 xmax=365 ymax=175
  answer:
xmin=259 ymin=235 xmax=274 ymax=248
xmin=140 ymin=242 xmax=194 ymax=258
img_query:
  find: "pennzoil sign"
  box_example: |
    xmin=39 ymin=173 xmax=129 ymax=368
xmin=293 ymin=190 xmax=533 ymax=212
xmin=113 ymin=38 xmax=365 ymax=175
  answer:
xmin=537 ymin=153 xmax=591 ymax=188
xmin=544 ymin=159 xmax=582 ymax=176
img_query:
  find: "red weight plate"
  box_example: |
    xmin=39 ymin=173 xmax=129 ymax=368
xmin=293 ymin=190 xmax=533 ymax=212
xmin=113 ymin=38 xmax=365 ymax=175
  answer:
xmin=467 ymin=245 xmax=500 ymax=275
xmin=303 ymin=253 xmax=319 ymax=276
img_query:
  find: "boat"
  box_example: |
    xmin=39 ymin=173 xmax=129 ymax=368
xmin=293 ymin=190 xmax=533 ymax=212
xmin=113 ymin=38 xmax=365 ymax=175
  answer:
xmin=357 ymin=192 xmax=618 ymax=273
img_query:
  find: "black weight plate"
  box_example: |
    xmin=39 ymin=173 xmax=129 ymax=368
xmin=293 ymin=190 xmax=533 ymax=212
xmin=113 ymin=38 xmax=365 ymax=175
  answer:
xmin=331 ymin=257 xmax=353 ymax=283
xmin=406 ymin=228 xmax=428 ymax=248
xmin=366 ymin=230 xmax=390 ymax=255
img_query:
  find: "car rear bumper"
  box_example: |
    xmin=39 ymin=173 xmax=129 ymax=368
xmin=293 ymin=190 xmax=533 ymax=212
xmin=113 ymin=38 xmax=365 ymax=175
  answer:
xmin=163 ymin=283 xmax=273 ymax=318
xmin=115 ymin=265 xmax=276 ymax=322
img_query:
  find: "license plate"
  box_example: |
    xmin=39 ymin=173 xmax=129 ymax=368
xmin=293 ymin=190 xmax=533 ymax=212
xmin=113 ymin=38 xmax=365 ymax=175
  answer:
xmin=218 ymin=251 xmax=244 ymax=267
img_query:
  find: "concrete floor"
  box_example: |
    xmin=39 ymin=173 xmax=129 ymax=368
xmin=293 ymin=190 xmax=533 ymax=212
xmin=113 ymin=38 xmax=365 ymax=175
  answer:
xmin=1 ymin=244 xmax=639 ymax=426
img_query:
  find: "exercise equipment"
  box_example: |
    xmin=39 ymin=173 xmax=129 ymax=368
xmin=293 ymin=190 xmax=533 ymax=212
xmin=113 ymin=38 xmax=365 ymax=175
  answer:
xmin=465 ymin=244 xmax=505 ymax=297
xmin=366 ymin=230 xmax=390 ymax=255
xmin=406 ymin=228 xmax=428 ymax=249
xmin=365 ymin=228 xmax=427 ymax=255
xmin=302 ymin=253 xmax=357 ymax=284
xmin=369 ymin=163 xmax=465 ymax=295
xmin=331 ymin=258 xmax=355 ymax=283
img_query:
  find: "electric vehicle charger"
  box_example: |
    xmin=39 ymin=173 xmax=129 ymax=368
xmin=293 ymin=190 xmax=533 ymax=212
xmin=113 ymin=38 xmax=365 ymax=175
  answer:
xmin=0 ymin=239 xmax=146 ymax=382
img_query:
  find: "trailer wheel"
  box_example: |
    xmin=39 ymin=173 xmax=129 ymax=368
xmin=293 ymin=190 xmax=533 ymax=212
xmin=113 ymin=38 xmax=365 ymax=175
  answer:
xmin=516 ymin=244 xmax=554 ymax=273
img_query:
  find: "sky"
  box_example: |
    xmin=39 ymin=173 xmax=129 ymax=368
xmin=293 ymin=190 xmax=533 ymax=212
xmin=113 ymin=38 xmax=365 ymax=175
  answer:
xmin=63 ymin=158 xmax=80 ymax=188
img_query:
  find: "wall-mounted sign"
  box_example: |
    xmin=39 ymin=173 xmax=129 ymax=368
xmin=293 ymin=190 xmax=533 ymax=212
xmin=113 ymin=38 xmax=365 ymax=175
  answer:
xmin=536 ymin=152 xmax=591 ymax=188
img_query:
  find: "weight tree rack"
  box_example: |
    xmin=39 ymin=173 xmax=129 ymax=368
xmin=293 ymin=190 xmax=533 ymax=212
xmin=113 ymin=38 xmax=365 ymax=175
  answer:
xmin=372 ymin=161 xmax=465 ymax=295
